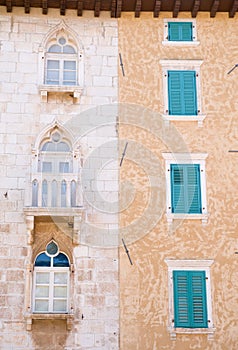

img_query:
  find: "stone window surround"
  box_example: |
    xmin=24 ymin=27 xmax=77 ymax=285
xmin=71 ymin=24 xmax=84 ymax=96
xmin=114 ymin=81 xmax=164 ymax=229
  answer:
xmin=162 ymin=152 xmax=208 ymax=225
xmin=38 ymin=22 xmax=84 ymax=103
xmin=159 ymin=59 xmax=206 ymax=126
xmin=165 ymin=259 xmax=215 ymax=340
xmin=162 ymin=18 xmax=200 ymax=46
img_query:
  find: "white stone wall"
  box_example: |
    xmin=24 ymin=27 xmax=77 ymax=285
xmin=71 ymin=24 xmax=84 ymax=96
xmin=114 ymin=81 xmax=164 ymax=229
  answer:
xmin=0 ymin=9 xmax=119 ymax=350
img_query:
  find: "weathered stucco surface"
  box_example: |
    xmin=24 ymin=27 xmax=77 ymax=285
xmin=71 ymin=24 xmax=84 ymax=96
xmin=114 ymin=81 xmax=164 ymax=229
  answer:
xmin=119 ymin=12 xmax=238 ymax=350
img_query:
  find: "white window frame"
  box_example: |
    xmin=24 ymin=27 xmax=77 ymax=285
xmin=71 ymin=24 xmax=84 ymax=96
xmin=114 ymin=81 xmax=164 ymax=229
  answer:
xmin=38 ymin=35 xmax=84 ymax=102
xmin=162 ymin=19 xmax=199 ymax=46
xmin=165 ymin=259 xmax=215 ymax=340
xmin=33 ymin=267 xmax=70 ymax=314
xmin=45 ymin=54 xmax=77 ymax=86
xmin=162 ymin=153 xmax=208 ymax=225
xmin=159 ymin=60 xmax=206 ymax=126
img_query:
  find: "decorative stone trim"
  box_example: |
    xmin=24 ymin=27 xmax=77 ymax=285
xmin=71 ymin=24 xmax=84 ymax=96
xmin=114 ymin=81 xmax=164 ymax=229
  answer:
xmin=39 ymin=85 xmax=83 ymax=103
xmin=165 ymin=259 xmax=215 ymax=341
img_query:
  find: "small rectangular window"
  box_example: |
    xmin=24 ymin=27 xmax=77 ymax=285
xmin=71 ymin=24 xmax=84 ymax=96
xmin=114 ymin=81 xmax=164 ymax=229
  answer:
xmin=168 ymin=22 xmax=193 ymax=41
xmin=173 ymin=270 xmax=208 ymax=328
xmin=171 ymin=164 xmax=201 ymax=214
xmin=168 ymin=70 xmax=197 ymax=116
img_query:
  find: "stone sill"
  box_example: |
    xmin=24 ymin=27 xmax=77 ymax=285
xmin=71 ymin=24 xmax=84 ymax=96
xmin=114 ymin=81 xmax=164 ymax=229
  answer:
xmin=26 ymin=313 xmax=74 ymax=331
xmin=162 ymin=41 xmax=200 ymax=46
xmin=23 ymin=206 xmax=84 ymax=217
xmin=39 ymin=85 xmax=83 ymax=102
xmin=166 ymin=213 xmax=208 ymax=226
xmin=162 ymin=114 xmax=206 ymax=127
xmin=169 ymin=327 xmax=216 ymax=340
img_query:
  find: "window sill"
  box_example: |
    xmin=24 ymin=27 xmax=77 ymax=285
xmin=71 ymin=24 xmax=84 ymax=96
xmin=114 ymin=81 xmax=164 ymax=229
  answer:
xmin=162 ymin=114 xmax=206 ymax=127
xmin=39 ymin=85 xmax=83 ymax=102
xmin=162 ymin=41 xmax=200 ymax=46
xmin=25 ymin=313 xmax=74 ymax=331
xmin=166 ymin=213 xmax=209 ymax=226
xmin=168 ymin=327 xmax=216 ymax=340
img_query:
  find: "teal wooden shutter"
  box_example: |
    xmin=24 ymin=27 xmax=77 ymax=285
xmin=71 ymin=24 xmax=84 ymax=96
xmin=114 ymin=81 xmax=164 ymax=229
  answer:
xmin=171 ymin=164 xmax=202 ymax=214
xmin=173 ymin=271 xmax=208 ymax=328
xmin=186 ymin=164 xmax=202 ymax=213
xmin=168 ymin=71 xmax=197 ymax=115
xmin=168 ymin=22 xmax=193 ymax=41
xmin=171 ymin=165 xmax=186 ymax=213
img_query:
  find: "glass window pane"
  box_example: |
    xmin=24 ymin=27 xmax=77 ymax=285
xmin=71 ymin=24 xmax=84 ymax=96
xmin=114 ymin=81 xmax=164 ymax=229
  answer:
xmin=48 ymin=45 xmax=61 ymax=53
xmin=53 ymin=299 xmax=67 ymax=312
xmin=54 ymin=272 xmax=68 ymax=284
xmin=32 ymin=180 xmax=38 ymax=207
xmin=35 ymin=254 xmax=51 ymax=267
xmin=64 ymin=61 xmax=76 ymax=70
xmin=53 ymin=254 xmax=70 ymax=267
xmin=51 ymin=180 xmax=57 ymax=207
xmin=58 ymin=37 xmax=66 ymax=45
xmin=47 ymin=60 xmax=60 ymax=69
xmin=71 ymin=181 xmax=76 ymax=207
xmin=63 ymin=71 xmax=76 ymax=81
xmin=41 ymin=141 xmax=55 ymax=152
xmin=42 ymin=162 xmax=52 ymax=173
xmin=59 ymin=162 xmax=70 ymax=173
xmin=47 ymin=71 xmax=60 ymax=80
xmin=46 ymin=241 xmax=58 ymax=256
xmin=54 ymin=286 xmax=67 ymax=298
xmin=63 ymin=45 xmax=76 ymax=54
xmin=56 ymin=142 xmax=70 ymax=152
xmin=35 ymin=286 xmax=49 ymax=297
xmin=35 ymin=272 xmax=50 ymax=283
xmin=35 ymin=300 xmax=49 ymax=312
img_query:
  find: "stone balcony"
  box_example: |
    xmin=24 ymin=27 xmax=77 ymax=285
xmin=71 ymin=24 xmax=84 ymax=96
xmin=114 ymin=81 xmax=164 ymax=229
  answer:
xmin=24 ymin=173 xmax=84 ymax=245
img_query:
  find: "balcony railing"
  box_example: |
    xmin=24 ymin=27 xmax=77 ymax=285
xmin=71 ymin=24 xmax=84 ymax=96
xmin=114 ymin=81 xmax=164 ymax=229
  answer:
xmin=25 ymin=174 xmax=83 ymax=208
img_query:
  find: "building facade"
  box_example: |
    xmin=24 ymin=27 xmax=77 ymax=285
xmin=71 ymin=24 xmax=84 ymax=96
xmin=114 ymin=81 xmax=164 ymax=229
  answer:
xmin=0 ymin=1 xmax=238 ymax=349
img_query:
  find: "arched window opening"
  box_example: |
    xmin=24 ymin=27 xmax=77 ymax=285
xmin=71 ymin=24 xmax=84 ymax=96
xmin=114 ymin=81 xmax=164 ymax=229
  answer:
xmin=42 ymin=180 xmax=48 ymax=207
xmin=70 ymin=180 xmax=76 ymax=207
xmin=33 ymin=241 xmax=70 ymax=313
xmin=61 ymin=180 xmax=67 ymax=207
xmin=39 ymin=129 xmax=72 ymax=175
xmin=51 ymin=180 xmax=57 ymax=207
xmin=32 ymin=180 xmax=38 ymax=207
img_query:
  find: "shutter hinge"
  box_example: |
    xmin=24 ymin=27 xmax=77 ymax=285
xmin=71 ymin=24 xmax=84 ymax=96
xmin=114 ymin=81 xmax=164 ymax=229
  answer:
xmin=172 ymin=319 xmax=174 ymax=323
xmin=206 ymin=277 xmax=208 ymax=280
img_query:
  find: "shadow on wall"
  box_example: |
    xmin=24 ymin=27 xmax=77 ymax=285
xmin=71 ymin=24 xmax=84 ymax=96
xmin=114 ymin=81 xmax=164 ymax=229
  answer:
xmin=32 ymin=320 xmax=68 ymax=349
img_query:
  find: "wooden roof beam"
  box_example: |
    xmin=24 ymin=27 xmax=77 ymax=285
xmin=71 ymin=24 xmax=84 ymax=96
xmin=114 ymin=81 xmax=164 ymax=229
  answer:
xmin=77 ymin=0 xmax=83 ymax=16
xmin=6 ymin=0 xmax=12 ymax=12
xmin=60 ymin=0 xmax=66 ymax=15
xmin=154 ymin=0 xmax=161 ymax=18
xmin=24 ymin=0 xmax=30 ymax=13
xmin=42 ymin=0 xmax=48 ymax=15
xmin=135 ymin=0 xmax=142 ymax=18
xmin=210 ymin=0 xmax=220 ymax=17
xmin=94 ymin=0 xmax=101 ymax=17
xmin=173 ymin=0 xmax=181 ymax=18
xmin=116 ymin=0 xmax=122 ymax=18
xmin=229 ymin=0 xmax=238 ymax=18
xmin=191 ymin=0 xmax=200 ymax=18
xmin=111 ymin=0 xmax=116 ymax=17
